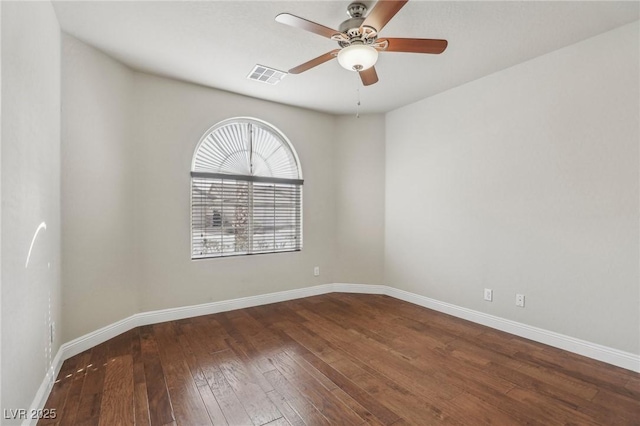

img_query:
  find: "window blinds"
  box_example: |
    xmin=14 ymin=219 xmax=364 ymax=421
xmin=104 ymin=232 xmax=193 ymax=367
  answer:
xmin=191 ymin=177 xmax=302 ymax=258
xmin=190 ymin=119 xmax=303 ymax=259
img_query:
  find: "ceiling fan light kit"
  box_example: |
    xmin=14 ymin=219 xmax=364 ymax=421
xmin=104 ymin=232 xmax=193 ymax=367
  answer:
xmin=337 ymin=43 xmax=379 ymax=71
xmin=275 ymin=0 xmax=447 ymax=86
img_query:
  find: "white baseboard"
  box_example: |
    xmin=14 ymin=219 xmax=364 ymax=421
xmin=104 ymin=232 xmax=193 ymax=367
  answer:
xmin=61 ymin=283 xmax=339 ymax=360
xmin=27 ymin=282 xmax=640 ymax=424
xmin=24 ymin=350 xmax=64 ymax=426
xmin=383 ymin=287 xmax=640 ymax=373
xmin=25 ymin=283 xmax=338 ymax=425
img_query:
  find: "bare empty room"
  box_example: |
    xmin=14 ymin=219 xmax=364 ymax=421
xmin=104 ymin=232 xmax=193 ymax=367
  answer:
xmin=1 ymin=0 xmax=639 ymax=424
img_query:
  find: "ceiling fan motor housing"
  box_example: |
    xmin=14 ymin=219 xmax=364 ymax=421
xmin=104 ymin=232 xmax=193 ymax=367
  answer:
xmin=337 ymin=3 xmax=378 ymax=47
xmin=339 ymin=17 xmax=366 ymax=38
xmin=346 ymin=3 xmax=367 ymax=18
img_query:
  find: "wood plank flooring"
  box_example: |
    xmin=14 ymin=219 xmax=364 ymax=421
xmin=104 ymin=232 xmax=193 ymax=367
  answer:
xmin=40 ymin=293 xmax=640 ymax=425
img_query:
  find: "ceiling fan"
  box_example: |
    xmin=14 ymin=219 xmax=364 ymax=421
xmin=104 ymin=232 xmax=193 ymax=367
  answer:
xmin=275 ymin=0 xmax=448 ymax=86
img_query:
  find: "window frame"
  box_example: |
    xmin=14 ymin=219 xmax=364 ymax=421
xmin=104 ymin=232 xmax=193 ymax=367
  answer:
xmin=190 ymin=117 xmax=303 ymax=259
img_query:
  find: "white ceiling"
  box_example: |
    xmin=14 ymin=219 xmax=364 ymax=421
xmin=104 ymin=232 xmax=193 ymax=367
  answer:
xmin=52 ymin=1 xmax=639 ymax=115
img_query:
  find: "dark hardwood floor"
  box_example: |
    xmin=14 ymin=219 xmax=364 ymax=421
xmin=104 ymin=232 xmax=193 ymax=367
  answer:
xmin=40 ymin=293 xmax=640 ymax=425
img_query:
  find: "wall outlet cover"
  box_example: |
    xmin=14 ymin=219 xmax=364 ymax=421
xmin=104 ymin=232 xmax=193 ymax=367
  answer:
xmin=484 ymin=288 xmax=493 ymax=301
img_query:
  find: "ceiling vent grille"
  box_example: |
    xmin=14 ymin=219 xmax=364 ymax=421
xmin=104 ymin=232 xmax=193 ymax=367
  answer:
xmin=247 ymin=65 xmax=287 ymax=85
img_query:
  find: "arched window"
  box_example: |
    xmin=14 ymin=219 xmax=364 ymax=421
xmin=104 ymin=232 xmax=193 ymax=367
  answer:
xmin=191 ymin=118 xmax=303 ymax=259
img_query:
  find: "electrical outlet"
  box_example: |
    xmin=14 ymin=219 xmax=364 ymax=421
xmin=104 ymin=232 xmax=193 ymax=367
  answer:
xmin=483 ymin=288 xmax=493 ymax=301
xmin=313 ymin=266 xmax=320 ymax=276
xmin=516 ymin=294 xmax=525 ymax=307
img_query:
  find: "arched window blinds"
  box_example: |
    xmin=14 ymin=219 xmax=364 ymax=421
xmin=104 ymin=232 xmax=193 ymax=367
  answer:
xmin=191 ymin=118 xmax=303 ymax=259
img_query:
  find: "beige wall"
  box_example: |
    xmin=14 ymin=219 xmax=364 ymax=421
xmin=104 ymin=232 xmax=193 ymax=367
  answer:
xmin=384 ymin=22 xmax=639 ymax=354
xmin=1 ymin=1 xmax=61 ymax=418
xmin=133 ymin=73 xmax=338 ymax=313
xmin=61 ymin=36 xmax=343 ymax=339
xmin=61 ymin=35 xmax=139 ymax=341
xmin=60 ymin=20 xmax=639 ymax=360
xmin=335 ymin=114 xmax=385 ymax=284
xmin=61 ymin=43 xmax=391 ymax=338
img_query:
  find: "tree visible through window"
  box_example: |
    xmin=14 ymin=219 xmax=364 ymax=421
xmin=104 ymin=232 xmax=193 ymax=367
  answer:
xmin=191 ymin=118 xmax=303 ymax=259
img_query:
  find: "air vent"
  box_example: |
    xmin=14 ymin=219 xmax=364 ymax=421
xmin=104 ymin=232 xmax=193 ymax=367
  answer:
xmin=247 ymin=65 xmax=287 ymax=85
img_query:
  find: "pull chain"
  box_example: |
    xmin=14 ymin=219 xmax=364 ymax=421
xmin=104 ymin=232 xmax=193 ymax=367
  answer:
xmin=355 ymin=72 xmax=361 ymax=118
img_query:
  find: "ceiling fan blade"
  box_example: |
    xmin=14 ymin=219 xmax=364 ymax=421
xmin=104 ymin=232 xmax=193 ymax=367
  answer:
xmin=382 ymin=38 xmax=448 ymax=54
xmin=275 ymin=13 xmax=340 ymax=39
xmin=361 ymin=0 xmax=408 ymax=32
xmin=359 ymin=66 xmax=379 ymax=86
xmin=289 ymin=49 xmax=340 ymax=74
